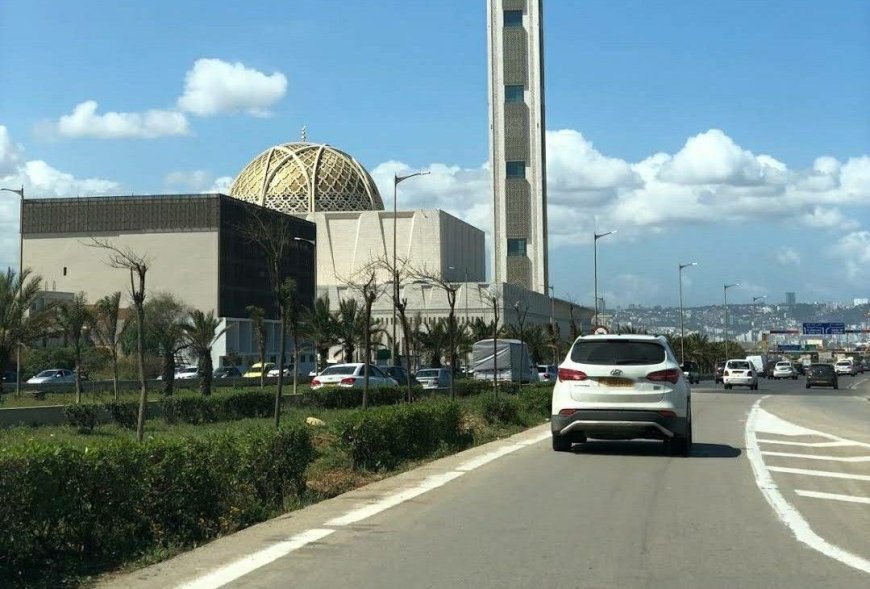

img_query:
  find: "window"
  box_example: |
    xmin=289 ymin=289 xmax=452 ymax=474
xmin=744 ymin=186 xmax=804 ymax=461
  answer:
xmin=63 ymin=266 xmax=67 ymax=276
xmin=507 ymin=238 xmax=526 ymax=257
xmin=505 ymin=85 xmax=524 ymax=103
xmin=506 ymin=161 xmax=525 ymax=179
xmin=504 ymin=10 xmax=523 ymax=27
xmin=570 ymin=340 xmax=666 ymax=365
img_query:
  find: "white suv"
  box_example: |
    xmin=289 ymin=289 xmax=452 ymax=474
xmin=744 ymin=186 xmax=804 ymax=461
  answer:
xmin=551 ymin=335 xmax=692 ymax=456
xmin=723 ymin=359 xmax=758 ymax=390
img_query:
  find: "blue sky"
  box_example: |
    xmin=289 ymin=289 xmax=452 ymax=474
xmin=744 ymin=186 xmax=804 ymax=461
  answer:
xmin=1 ymin=0 xmax=868 ymax=308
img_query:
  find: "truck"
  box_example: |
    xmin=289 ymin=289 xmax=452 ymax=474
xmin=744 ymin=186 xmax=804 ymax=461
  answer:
xmin=745 ymin=355 xmax=769 ymax=379
xmin=472 ymin=339 xmax=538 ymax=383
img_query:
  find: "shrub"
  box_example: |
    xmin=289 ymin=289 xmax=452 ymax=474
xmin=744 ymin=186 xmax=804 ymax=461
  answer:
xmin=336 ymin=399 xmax=466 ymax=470
xmin=517 ymin=385 xmax=552 ymax=418
xmin=0 ymin=425 xmax=314 ymax=586
xmin=161 ymin=395 xmax=218 ymax=425
xmin=63 ymin=403 xmax=100 ymax=433
xmin=302 ymin=386 xmax=405 ymax=409
xmin=104 ymin=400 xmax=139 ymax=430
xmin=475 ymin=393 xmax=522 ymax=425
xmin=220 ymin=389 xmax=274 ymax=420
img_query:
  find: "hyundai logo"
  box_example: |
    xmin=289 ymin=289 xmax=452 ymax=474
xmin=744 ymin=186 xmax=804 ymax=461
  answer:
xmin=610 ymin=369 xmax=623 ymax=376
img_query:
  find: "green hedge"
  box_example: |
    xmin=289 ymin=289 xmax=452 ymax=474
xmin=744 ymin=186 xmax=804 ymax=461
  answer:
xmin=0 ymin=425 xmax=313 ymax=586
xmin=104 ymin=400 xmax=139 ymax=430
xmin=300 ymin=386 xmax=405 ymax=409
xmin=162 ymin=390 xmax=274 ymax=424
xmin=62 ymin=403 xmax=100 ymax=433
xmin=336 ymin=399 xmax=467 ymax=470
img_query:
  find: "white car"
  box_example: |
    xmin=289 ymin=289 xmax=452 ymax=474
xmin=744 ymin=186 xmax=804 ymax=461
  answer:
xmin=310 ymin=363 xmax=399 ymax=389
xmin=175 ymin=366 xmax=200 ymax=380
xmin=771 ymin=361 xmax=797 ymax=380
xmin=266 ymin=366 xmax=293 ymax=378
xmin=536 ymin=364 xmax=558 ymax=382
xmin=834 ymin=360 xmax=856 ymax=376
xmin=551 ymin=334 xmax=692 ymax=456
xmin=415 ymin=367 xmax=452 ymax=389
xmin=723 ymin=359 xmax=758 ymax=390
xmin=27 ymin=369 xmax=75 ymax=384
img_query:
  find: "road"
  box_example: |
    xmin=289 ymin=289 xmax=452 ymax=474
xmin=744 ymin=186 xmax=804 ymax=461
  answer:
xmin=103 ymin=375 xmax=870 ymax=589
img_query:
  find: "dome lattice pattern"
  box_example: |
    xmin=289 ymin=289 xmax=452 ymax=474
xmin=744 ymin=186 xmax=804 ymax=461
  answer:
xmin=229 ymin=142 xmax=383 ymax=213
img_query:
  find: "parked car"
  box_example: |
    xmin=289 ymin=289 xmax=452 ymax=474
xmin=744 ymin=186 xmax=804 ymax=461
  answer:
xmin=723 ymin=359 xmax=758 ymax=390
xmin=243 ymin=362 xmax=275 ymax=378
xmin=714 ymin=360 xmax=726 ymax=384
xmin=834 ymin=359 xmax=857 ymax=377
xmin=382 ymin=365 xmax=418 ymax=387
xmin=805 ymin=363 xmax=838 ymax=389
xmin=175 ymin=366 xmax=200 ymax=380
xmin=536 ymin=364 xmax=558 ymax=383
xmin=415 ymin=367 xmax=453 ymax=389
xmin=213 ymin=366 xmax=242 ymax=378
xmin=550 ymin=334 xmax=692 ymax=456
xmin=310 ymin=363 xmax=399 ymax=389
xmin=26 ymin=369 xmax=75 ymax=384
xmin=2 ymin=371 xmax=16 ymax=384
xmin=157 ymin=365 xmax=196 ymax=380
xmin=266 ymin=366 xmax=293 ymax=378
xmin=680 ymin=361 xmax=700 ymax=384
xmin=771 ymin=361 xmax=797 ymax=380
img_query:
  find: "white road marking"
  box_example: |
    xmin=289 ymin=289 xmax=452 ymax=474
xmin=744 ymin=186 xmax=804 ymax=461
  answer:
xmin=752 ymin=407 xmax=838 ymax=438
xmin=757 ymin=439 xmax=859 ymax=448
xmin=795 ymin=490 xmax=870 ymax=505
xmin=176 ymin=528 xmax=335 ymax=589
xmin=456 ymin=443 xmax=525 ymax=471
xmin=326 ymin=471 xmax=465 ymax=527
xmin=761 ymin=451 xmax=870 ymax=462
xmin=767 ymin=466 xmax=870 ymax=482
xmin=521 ymin=431 xmax=552 ymax=446
xmin=745 ymin=398 xmax=870 ymax=575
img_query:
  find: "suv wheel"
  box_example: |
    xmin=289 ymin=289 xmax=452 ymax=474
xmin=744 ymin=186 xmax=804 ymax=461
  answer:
xmin=552 ymin=434 xmax=572 ymax=452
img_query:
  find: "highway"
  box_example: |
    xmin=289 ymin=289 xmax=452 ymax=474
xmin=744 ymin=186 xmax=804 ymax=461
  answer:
xmin=103 ymin=376 xmax=870 ymax=589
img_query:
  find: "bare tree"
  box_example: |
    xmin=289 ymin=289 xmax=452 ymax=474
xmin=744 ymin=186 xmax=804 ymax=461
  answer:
xmin=279 ymin=278 xmax=306 ymax=398
xmin=339 ymin=266 xmax=386 ymax=409
xmin=411 ymin=264 xmax=461 ymax=400
xmin=246 ymin=305 xmax=267 ymax=389
xmin=512 ymin=296 xmax=530 ymax=387
xmin=90 ymin=291 xmax=127 ymax=400
xmin=89 ymin=239 xmax=149 ymax=442
xmin=481 ymin=285 xmax=502 ymax=398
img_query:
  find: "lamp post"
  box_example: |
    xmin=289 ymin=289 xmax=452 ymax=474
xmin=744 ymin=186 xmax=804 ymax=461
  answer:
xmin=548 ymin=285 xmax=556 ymax=365
xmin=2 ymin=185 xmax=24 ymax=397
xmin=724 ymin=283 xmax=739 ymax=360
xmin=392 ymin=170 xmax=429 ymax=369
xmin=678 ymin=262 xmax=698 ymax=364
xmin=593 ymin=230 xmax=616 ymax=327
xmin=752 ymin=295 xmax=766 ymax=349
xmin=449 ymin=266 xmax=470 ymax=375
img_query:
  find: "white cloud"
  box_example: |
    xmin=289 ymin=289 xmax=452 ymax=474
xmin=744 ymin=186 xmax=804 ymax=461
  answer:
xmin=0 ymin=126 xmax=23 ymax=175
xmin=56 ymin=101 xmax=190 ymax=139
xmin=828 ymin=231 xmax=870 ymax=284
xmin=209 ymin=176 xmax=234 ymax=193
xmin=775 ymin=247 xmax=801 ymax=267
xmin=799 ymin=206 xmax=858 ymax=230
xmin=177 ymin=58 xmax=287 ymax=117
xmin=164 ymin=170 xmax=235 ymax=194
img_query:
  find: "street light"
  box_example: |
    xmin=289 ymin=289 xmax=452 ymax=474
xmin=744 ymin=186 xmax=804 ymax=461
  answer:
xmin=678 ymin=261 xmax=698 ymax=364
xmin=724 ymin=283 xmax=740 ymax=360
xmin=392 ymin=170 xmax=429 ymax=368
xmin=2 ymin=185 xmax=24 ymax=397
xmin=549 ymin=285 xmax=556 ymax=365
xmin=450 ymin=265 xmax=471 ymax=375
xmin=593 ymin=230 xmax=616 ymax=326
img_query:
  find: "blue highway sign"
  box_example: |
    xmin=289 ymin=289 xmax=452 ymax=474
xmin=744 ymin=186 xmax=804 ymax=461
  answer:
xmin=802 ymin=322 xmax=845 ymax=335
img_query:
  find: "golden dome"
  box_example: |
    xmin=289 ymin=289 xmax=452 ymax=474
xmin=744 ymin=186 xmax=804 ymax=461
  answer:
xmin=229 ymin=142 xmax=383 ymax=213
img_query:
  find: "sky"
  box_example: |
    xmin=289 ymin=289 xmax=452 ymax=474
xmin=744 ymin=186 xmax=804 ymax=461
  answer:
xmin=1 ymin=0 xmax=868 ymax=309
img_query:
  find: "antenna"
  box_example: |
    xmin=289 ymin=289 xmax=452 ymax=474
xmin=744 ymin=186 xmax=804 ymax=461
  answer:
xmin=300 ymin=125 xmax=308 ymax=142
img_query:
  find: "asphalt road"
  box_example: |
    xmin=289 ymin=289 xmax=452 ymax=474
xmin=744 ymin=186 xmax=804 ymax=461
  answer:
xmin=104 ymin=376 xmax=870 ymax=589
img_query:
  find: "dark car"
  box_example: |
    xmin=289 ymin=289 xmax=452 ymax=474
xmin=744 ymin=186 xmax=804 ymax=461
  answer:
xmin=680 ymin=361 xmax=701 ymax=384
xmin=805 ymin=363 xmax=838 ymax=389
xmin=213 ymin=366 xmax=242 ymax=378
xmin=2 ymin=371 xmax=16 ymax=383
xmin=382 ymin=366 xmax=418 ymax=387
xmin=714 ymin=361 xmax=726 ymax=384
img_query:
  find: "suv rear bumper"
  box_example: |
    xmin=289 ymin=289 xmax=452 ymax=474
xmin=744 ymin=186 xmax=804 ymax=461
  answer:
xmin=551 ymin=409 xmax=688 ymax=441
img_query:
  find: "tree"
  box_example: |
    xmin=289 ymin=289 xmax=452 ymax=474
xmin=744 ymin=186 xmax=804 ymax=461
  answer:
xmin=334 ymin=298 xmax=360 ymax=363
xmin=0 ymin=269 xmax=54 ymax=396
xmin=481 ymin=286 xmax=502 ymax=397
xmin=339 ymin=267 xmax=385 ymax=409
xmin=54 ymin=292 xmax=93 ymax=404
xmin=416 ymin=318 xmax=449 ymax=368
xmin=89 ymin=239 xmax=150 ymax=442
xmin=246 ymin=305 xmax=267 ymax=389
xmin=412 ymin=265 xmax=461 ymax=400
xmin=511 ymin=297 xmax=530 ymax=386
xmin=279 ymin=278 xmax=307 ymax=398
xmin=183 ymin=310 xmax=227 ymax=396
xmin=90 ymin=291 xmax=126 ymax=400
xmin=302 ymin=295 xmax=336 ymax=373
xmin=146 ymin=292 xmax=189 ymax=396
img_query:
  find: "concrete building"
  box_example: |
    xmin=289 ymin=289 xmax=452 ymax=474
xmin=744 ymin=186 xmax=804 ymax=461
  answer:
xmin=487 ymin=0 xmax=548 ymax=293
xmin=22 ymin=194 xmax=317 ymax=371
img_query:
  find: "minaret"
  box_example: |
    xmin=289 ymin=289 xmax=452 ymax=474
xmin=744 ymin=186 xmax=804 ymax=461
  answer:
xmin=487 ymin=0 xmax=548 ymax=293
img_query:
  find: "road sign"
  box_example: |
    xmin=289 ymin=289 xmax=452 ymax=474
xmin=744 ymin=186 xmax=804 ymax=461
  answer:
xmin=801 ymin=322 xmax=845 ymax=335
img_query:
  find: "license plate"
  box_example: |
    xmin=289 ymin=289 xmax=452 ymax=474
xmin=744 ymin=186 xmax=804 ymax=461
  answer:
xmin=597 ymin=377 xmax=633 ymax=387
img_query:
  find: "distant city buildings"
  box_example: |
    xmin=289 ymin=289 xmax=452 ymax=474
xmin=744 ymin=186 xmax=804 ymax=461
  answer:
xmin=785 ymin=291 xmax=796 ymax=305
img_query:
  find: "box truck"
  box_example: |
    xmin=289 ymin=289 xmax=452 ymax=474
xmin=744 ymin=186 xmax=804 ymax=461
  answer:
xmin=472 ymin=339 xmax=538 ymax=383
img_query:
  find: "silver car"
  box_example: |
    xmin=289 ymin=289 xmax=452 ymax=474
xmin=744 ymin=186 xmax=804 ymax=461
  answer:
xmin=415 ymin=368 xmax=452 ymax=389
xmin=27 ymin=369 xmax=75 ymax=384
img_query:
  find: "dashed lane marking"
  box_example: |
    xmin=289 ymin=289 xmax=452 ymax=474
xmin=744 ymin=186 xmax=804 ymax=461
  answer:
xmin=795 ymin=490 xmax=870 ymax=505
xmin=767 ymin=466 xmax=870 ymax=482
xmin=761 ymin=451 xmax=870 ymax=462
xmin=757 ymin=439 xmax=861 ymax=448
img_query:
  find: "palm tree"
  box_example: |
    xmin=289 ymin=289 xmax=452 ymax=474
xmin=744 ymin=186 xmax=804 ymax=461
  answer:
xmin=55 ymin=292 xmax=94 ymax=404
xmin=417 ymin=318 xmax=449 ymax=367
xmin=90 ymin=291 xmax=126 ymax=400
xmin=469 ymin=317 xmax=500 ymax=342
xmin=183 ymin=310 xmax=227 ymax=396
xmin=0 ymin=269 xmax=53 ymax=395
xmin=279 ymin=278 xmax=306 ymax=397
xmin=334 ymin=298 xmax=359 ymax=363
xmin=146 ymin=292 xmax=189 ymax=396
xmin=303 ymin=295 xmax=336 ymax=372
xmin=246 ymin=305 xmax=267 ymax=388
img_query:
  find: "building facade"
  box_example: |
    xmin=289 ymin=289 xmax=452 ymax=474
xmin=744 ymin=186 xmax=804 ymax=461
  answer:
xmin=487 ymin=0 xmax=549 ymax=293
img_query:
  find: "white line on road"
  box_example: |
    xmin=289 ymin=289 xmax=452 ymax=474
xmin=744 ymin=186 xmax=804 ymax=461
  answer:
xmin=326 ymin=470 xmax=465 ymax=527
xmin=767 ymin=466 xmax=870 ymax=481
xmin=761 ymin=451 xmax=870 ymax=462
xmin=745 ymin=398 xmax=870 ymax=575
xmin=456 ymin=444 xmax=525 ymax=471
xmin=176 ymin=528 xmax=335 ymax=589
xmin=757 ymin=439 xmax=859 ymax=448
xmin=521 ymin=431 xmax=552 ymax=446
xmin=795 ymin=490 xmax=870 ymax=505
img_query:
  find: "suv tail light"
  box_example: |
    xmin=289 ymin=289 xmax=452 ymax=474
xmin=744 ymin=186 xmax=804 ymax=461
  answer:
xmin=340 ymin=377 xmax=356 ymax=385
xmin=747 ymin=370 xmax=753 ymax=377
xmin=311 ymin=378 xmax=321 ymax=386
xmin=646 ymin=368 xmax=680 ymax=384
xmin=558 ymin=368 xmax=587 ymax=381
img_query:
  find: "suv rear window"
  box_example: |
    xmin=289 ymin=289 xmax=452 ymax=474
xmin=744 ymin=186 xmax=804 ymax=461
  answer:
xmin=727 ymin=361 xmax=751 ymax=370
xmin=809 ymin=364 xmax=833 ymax=374
xmin=570 ymin=340 xmax=665 ymax=365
